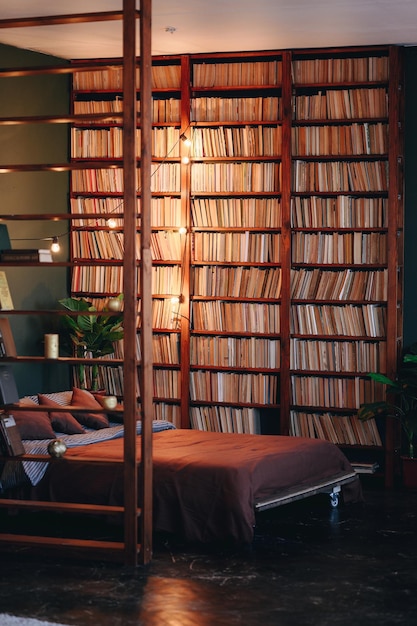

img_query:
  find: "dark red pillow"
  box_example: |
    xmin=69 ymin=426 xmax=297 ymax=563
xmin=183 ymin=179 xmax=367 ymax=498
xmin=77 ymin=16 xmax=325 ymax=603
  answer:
xmin=38 ymin=394 xmax=85 ymax=435
xmin=14 ymin=397 xmax=56 ymax=440
xmin=70 ymin=387 xmax=109 ymax=429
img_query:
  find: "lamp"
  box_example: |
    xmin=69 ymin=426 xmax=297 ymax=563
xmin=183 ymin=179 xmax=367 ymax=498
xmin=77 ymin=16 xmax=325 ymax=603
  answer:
xmin=50 ymin=236 xmax=60 ymax=253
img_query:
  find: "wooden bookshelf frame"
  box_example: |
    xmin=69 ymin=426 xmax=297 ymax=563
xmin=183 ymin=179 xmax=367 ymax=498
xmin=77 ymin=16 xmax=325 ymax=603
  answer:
xmin=0 ymin=0 xmax=153 ymax=567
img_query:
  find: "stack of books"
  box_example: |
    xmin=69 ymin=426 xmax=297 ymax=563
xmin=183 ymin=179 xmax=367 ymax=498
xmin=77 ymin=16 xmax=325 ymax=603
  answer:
xmin=0 ymin=249 xmax=52 ymax=262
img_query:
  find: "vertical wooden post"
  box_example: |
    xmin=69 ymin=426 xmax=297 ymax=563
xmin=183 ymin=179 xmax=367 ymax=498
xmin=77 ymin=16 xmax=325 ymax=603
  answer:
xmin=122 ymin=0 xmax=139 ymax=567
xmin=279 ymin=51 xmax=293 ymax=436
xmin=386 ymin=46 xmax=405 ymax=487
xmin=138 ymin=0 xmax=153 ymax=564
xmin=179 ymin=55 xmax=191 ymax=428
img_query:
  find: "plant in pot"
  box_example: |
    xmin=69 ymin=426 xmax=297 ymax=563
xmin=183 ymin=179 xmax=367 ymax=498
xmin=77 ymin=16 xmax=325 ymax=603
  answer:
xmin=358 ymin=342 xmax=417 ymax=487
xmin=59 ymin=295 xmax=124 ymax=392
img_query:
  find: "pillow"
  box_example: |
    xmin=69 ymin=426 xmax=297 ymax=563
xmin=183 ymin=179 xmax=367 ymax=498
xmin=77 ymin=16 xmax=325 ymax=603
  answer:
xmin=70 ymin=387 xmax=109 ymax=429
xmin=14 ymin=397 xmax=56 ymax=440
xmin=38 ymin=393 xmax=85 ymax=435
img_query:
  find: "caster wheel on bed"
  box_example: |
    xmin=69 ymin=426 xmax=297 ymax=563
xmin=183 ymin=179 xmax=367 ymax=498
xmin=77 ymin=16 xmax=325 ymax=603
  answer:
xmin=329 ymin=493 xmax=339 ymax=508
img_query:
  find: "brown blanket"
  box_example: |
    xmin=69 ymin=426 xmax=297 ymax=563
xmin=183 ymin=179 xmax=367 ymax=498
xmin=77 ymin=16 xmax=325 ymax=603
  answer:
xmin=38 ymin=429 xmax=362 ymax=543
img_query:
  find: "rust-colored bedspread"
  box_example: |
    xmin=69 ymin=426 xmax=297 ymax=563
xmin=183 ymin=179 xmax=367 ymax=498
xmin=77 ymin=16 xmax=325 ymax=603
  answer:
xmin=38 ymin=429 xmax=362 ymax=543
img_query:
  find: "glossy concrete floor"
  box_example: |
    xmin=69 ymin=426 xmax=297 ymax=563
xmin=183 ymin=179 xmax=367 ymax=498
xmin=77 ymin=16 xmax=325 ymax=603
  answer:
xmin=0 ymin=483 xmax=416 ymax=626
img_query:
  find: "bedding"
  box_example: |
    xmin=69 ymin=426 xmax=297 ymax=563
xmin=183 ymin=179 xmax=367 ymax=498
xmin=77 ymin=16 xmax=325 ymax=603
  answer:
xmin=32 ymin=428 xmax=362 ymax=544
xmin=3 ymin=390 xmax=362 ymax=544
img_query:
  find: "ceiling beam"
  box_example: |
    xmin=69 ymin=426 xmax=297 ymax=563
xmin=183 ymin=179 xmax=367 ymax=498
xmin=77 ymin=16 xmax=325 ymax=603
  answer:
xmin=0 ymin=11 xmax=140 ymax=29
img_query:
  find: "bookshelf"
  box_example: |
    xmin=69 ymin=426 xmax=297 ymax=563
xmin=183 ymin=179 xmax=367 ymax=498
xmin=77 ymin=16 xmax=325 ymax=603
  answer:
xmin=68 ymin=45 xmax=403 ymax=481
xmin=70 ymin=56 xmax=184 ymax=426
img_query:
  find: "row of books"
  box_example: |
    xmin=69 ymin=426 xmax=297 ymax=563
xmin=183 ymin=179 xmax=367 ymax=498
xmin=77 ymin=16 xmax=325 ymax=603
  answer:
xmin=191 ymin=197 xmax=282 ymax=228
xmin=73 ymin=88 xmax=387 ymax=126
xmin=291 ymin=374 xmax=385 ymax=410
xmin=294 ymin=87 xmax=388 ymax=120
xmin=71 ymin=127 xmax=181 ymax=159
xmin=291 ymin=122 xmax=388 ymax=156
xmin=292 ymin=232 xmax=387 ymax=264
xmin=73 ymin=364 xmax=128 ymax=398
xmin=191 ymin=125 xmax=282 ymax=158
xmin=192 ymin=266 xmax=282 ymax=299
xmin=71 ymin=164 xmax=181 ymax=193
xmin=290 ymin=268 xmax=388 ymax=300
xmin=71 ymin=265 xmax=182 ymax=295
xmin=190 ymin=335 xmax=280 ymax=369
xmin=191 ymin=96 xmax=281 ymax=122
xmin=192 ymin=60 xmax=281 ymax=88
xmin=72 ymin=122 xmax=388 ymax=162
xmin=289 ymin=410 xmax=382 ymax=446
xmin=80 ymin=297 xmax=181 ymax=330
xmin=153 ymin=369 xmax=180 ymax=399
xmin=291 ymin=196 xmax=387 ymax=228
xmin=191 ymin=301 xmax=281 ymax=333
xmin=73 ymin=97 xmax=181 ymax=124
xmin=153 ymin=403 xmax=181 ymax=427
xmin=113 ymin=332 xmax=180 ymax=365
xmin=73 ymin=64 xmax=182 ymax=90
xmin=291 ymin=56 xmax=389 ymax=84
xmin=293 ymin=160 xmax=389 ymax=193
xmin=193 ymin=231 xmax=281 ymax=263
xmin=290 ymin=338 xmax=386 ymax=373
xmin=71 ymin=229 xmax=184 ymax=261
xmin=70 ymin=196 xmax=182 ymax=227
xmin=190 ymin=405 xmax=261 ymax=434
xmin=191 ymin=162 xmax=281 ymax=193
xmin=189 ymin=371 xmax=278 ymax=404
xmin=291 ymin=303 xmax=386 ymax=338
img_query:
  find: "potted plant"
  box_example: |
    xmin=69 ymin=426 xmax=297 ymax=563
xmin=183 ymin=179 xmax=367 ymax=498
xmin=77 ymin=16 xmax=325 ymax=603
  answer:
xmin=59 ymin=295 xmax=124 ymax=392
xmin=358 ymin=342 xmax=417 ymax=487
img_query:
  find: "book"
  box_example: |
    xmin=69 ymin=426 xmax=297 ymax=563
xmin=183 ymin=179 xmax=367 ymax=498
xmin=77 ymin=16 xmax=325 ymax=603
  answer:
xmin=0 ymin=271 xmax=13 ymax=310
xmin=0 ymin=414 xmax=24 ymax=456
xmin=0 ymin=318 xmax=17 ymax=357
xmin=0 ymin=364 xmax=19 ymax=406
xmin=0 ymin=248 xmax=53 ymax=263
xmin=351 ymin=461 xmax=379 ymax=474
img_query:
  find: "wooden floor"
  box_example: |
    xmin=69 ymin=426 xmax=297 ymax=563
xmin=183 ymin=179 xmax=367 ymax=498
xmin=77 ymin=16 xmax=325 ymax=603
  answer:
xmin=0 ymin=484 xmax=416 ymax=625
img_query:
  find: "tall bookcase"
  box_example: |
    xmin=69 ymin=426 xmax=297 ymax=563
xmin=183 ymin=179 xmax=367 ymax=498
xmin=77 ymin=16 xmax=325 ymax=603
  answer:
xmin=69 ymin=45 xmax=404 ymax=482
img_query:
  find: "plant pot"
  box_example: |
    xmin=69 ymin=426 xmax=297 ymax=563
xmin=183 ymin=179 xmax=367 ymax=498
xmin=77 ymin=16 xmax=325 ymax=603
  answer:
xmin=401 ymin=456 xmax=417 ymax=489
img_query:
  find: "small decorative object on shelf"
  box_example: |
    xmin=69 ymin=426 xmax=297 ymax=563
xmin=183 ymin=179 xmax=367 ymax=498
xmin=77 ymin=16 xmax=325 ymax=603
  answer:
xmin=47 ymin=438 xmax=67 ymax=458
xmin=98 ymin=395 xmax=118 ymax=410
xmin=107 ymin=297 xmax=123 ymax=312
xmin=44 ymin=333 xmax=59 ymax=359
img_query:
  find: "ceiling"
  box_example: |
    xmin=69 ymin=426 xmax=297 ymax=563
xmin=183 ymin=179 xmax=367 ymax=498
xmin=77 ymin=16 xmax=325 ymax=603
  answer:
xmin=0 ymin=0 xmax=416 ymax=60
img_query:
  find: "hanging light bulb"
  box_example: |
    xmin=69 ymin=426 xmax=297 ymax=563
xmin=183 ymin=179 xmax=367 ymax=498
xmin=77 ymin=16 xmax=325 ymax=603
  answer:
xmin=178 ymin=226 xmax=187 ymax=235
xmin=180 ymin=133 xmax=191 ymax=147
xmin=50 ymin=236 xmax=60 ymax=253
xmin=107 ymin=217 xmax=117 ymax=229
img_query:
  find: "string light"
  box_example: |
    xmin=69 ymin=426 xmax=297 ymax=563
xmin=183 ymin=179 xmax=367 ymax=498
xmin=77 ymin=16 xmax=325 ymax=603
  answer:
xmin=8 ymin=125 xmax=193 ymax=253
xmin=50 ymin=236 xmax=60 ymax=253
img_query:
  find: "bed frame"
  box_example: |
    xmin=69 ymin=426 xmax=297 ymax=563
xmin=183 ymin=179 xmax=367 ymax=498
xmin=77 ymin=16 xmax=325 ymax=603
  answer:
xmin=255 ymin=470 xmax=358 ymax=511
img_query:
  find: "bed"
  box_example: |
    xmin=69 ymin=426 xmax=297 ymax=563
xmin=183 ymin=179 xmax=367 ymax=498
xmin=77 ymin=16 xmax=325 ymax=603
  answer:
xmin=2 ymin=390 xmax=363 ymax=544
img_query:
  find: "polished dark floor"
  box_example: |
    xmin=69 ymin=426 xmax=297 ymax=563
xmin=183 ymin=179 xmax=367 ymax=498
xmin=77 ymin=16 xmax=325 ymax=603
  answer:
xmin=1 ymin=482 xmax=417 ymax=626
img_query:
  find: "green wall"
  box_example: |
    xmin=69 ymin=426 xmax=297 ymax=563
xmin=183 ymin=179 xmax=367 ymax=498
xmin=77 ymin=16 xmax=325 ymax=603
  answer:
xmin=0 ymin=43 xmax=70 ymax=395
